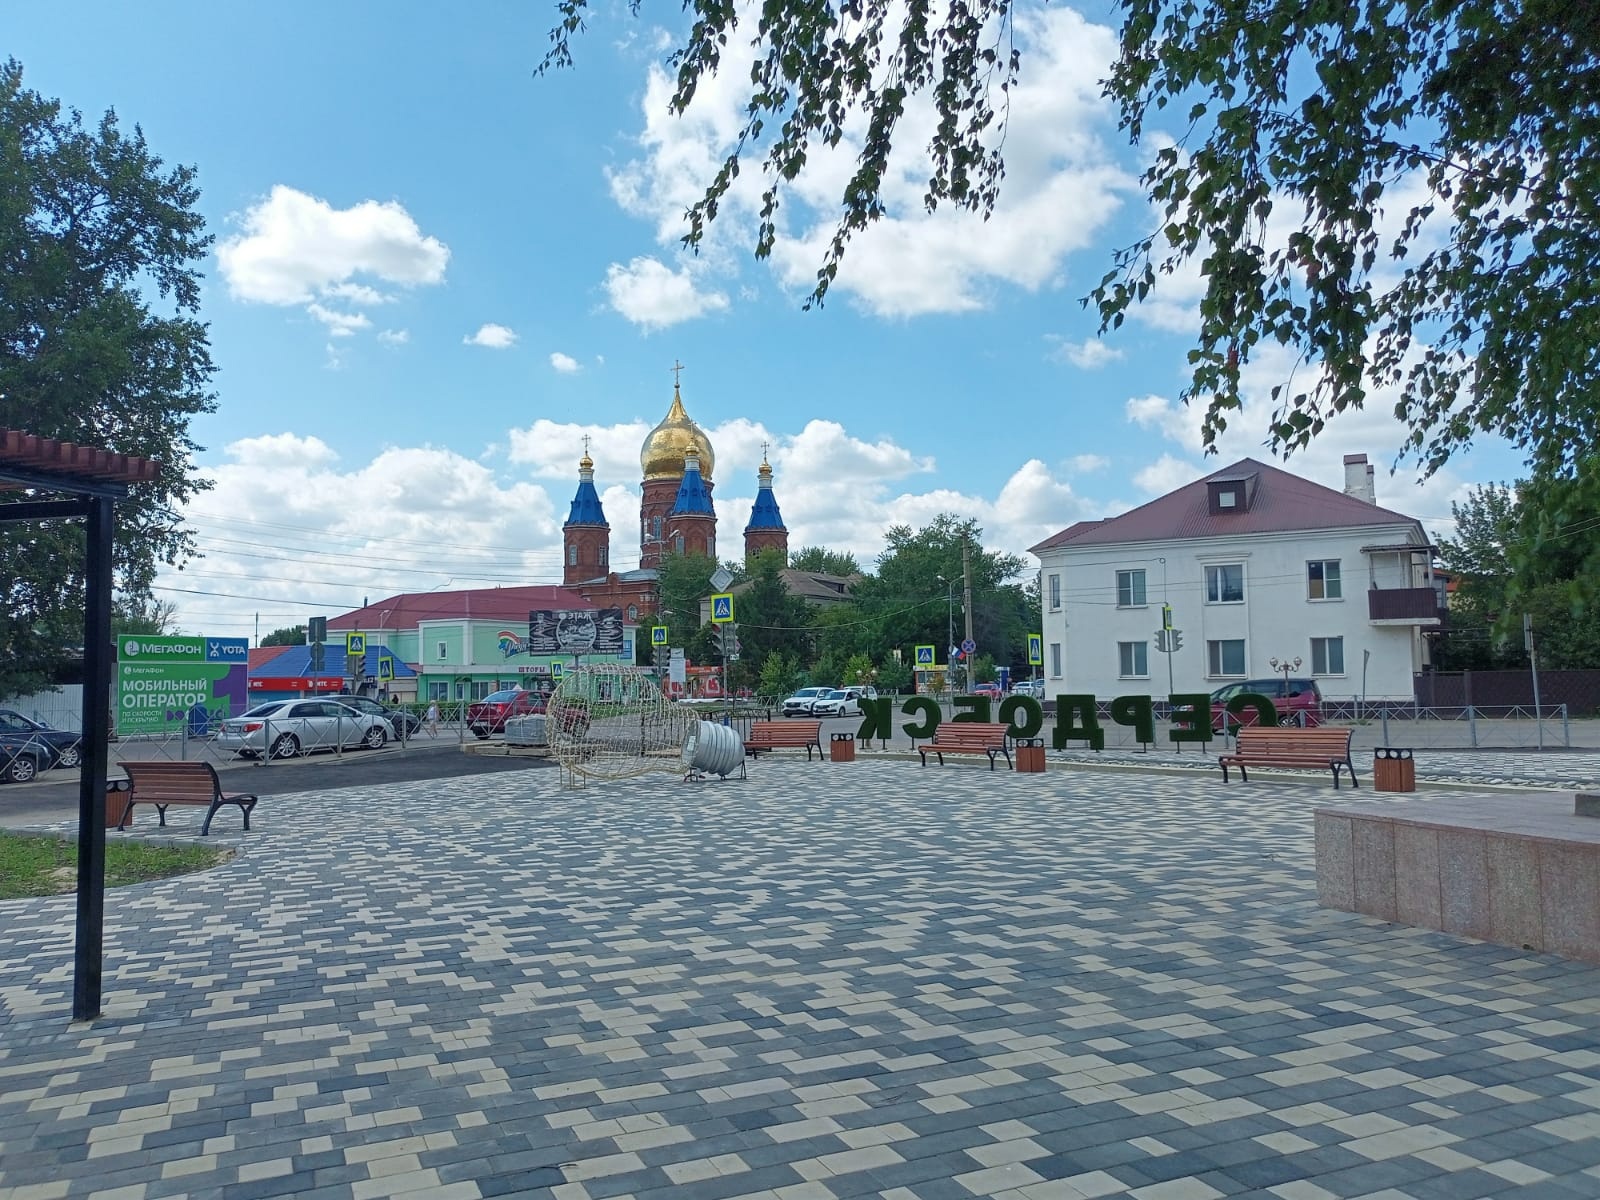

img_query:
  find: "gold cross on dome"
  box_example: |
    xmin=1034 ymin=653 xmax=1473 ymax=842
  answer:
xmin=672 ymin=360 xmax=684 ymax=386
xmin=761 ymin=440 xmax=770 ymax=463
xmin=582 ymin=433 xmax=591 ymax=456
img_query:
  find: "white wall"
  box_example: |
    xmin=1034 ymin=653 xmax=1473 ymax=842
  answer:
xmin=2 ymin=684 xmax=84 ymax=730
xmin=1038 ymin=525 xmax=1425 ymax=701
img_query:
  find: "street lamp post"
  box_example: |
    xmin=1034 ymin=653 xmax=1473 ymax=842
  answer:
xmin=936 ymin=574 xmax=956 ymax=695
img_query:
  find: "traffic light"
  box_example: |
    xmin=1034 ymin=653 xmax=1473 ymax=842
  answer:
xmin=309 ymin=641 xmax=325 ymax=672
xmin=1154 ymin=630 xmax=1169 ymax=653
xmin=653 ymin=644 xmax=667 ymax=674
xmin=1170 ymin=630 xmax=1183 ymax=652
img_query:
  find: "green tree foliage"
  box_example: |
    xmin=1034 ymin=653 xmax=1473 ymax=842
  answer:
xmin=0 ymin=60 xmax=215 ymax=697
xmin=730 ymin=548 xmax=813 ymax=675
xmin=259 ymin=625 xmax=307 ymax=648
xmin=111 ymin=598 xmax=178 ymax=638
xmin=542 ymin=2 xmax=1600 ymax=513
xmin=787 ymin=546 xmax=861 ymax=577
xmin=1438 ymin=479 xmax=1600 ymax=670
xmin=852 ymin=514 xmax=1032 ymax=669
xmin=758 ymin=650 xmax=802 ymax=700
xmin=655 ymin=551 xmax=716 ymax=647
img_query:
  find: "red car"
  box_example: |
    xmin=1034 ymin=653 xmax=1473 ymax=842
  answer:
xmin=1210 ymin=679 xmax=1324 ymax=732
xmin=971 ymin=682 xmax=1003 ymax=700
xmin=467 ymin=688 xmax=546 ymax=739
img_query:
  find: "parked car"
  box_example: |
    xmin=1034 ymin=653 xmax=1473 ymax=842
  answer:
xmin=1014 ymin=679 xmax=1047 ymax=700
xmin=333 ymin=695 xmax=423 ymax=738
xmin=216 ymin=699 xmax=392 ymax=759
xmin=467 ymin=688 xmax=545 ymax=739
xmin=1210 ymin=678 xmax=1324 ymax=732
xmin=972 ymin=682 xmax=1004 ymax=700
xmin=781 ymin=687 xmax=832 ymax=717
xmin=812 ymin=686 xmax=879 ymax=717
xmin=0 ymin=729 xmax=60 ymax=783
xmin=0 ymin=708 xmax=85 ymax=769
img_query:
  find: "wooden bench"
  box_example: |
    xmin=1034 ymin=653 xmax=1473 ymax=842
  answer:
xmin=746 ymin=720 xmax=823 ymax=761
xmin=920 ymin=722 xmax=1012 ymax=770
xmin=119 ymin=761 xmax=259 ymax=835
xmin=1219 ymin=726 xmax=1358 ymax=788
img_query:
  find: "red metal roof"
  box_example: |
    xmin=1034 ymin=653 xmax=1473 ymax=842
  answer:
xmin=328 ymin=584 xmax=598 ymax=629
xmin=1030 ymin=457 xmax=1422 ymax=554
xmin=0 ymin=428 xmax=163 ymax=486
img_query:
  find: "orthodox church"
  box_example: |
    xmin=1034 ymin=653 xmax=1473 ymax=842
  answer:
xmin=560 ymin=377 xmax=789 ymax=620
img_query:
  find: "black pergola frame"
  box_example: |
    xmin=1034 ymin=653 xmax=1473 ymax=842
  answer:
xmin=2 ymin=430 xmax=158 ymax=1021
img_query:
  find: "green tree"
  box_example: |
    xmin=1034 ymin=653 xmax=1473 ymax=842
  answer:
xmin=111 ymin=598 xmax=179 ymax=638
xmin=758 ymin=650 xmax=802 ymax=701
xmin=731 ymin=548 xmax=813 ymax=676
xmin=656 ymin=551 xmax=716 ymax=648
xmin=788 ymin=546 xmax=860 ymax=577
xmin=260 ymin=625 xmax=307 ymax=648
xmin=0 ymin=60 xmax=215 ymax=697
xmin=542 ymin=2 xmax=1600 ymax=515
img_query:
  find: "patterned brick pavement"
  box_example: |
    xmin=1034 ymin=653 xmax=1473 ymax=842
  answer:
xmin=3 ymin=761 xmax=1600 ymax=1199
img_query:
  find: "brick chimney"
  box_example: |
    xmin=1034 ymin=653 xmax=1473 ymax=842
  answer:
xmin=1343 ymin=453 xmax=1376 ymax=504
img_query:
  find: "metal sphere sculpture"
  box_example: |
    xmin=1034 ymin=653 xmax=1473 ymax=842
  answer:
xmin=547 ymin=664 xmax=696 ymax=786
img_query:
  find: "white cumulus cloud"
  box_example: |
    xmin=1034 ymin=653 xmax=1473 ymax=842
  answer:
xmin=1050 ymin=336 xmax=1125 ymax=369
xmin=217 ymin=185 xmax=449 ymax=305
xmin=604 ymin=257 xmax=729 ymax=329
xmin=464 ymin=323 xmax=518 ymax=349
xmin=550 ymin=352 xmax=581 ymax=373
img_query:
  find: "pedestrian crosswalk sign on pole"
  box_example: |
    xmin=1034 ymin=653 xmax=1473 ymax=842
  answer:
xmin=651 ymin=625 xmax=669 ymax=646
xmin=345 ymin=631 xmax=366 ymax=657
xmin=1027 ymin=634 xmax=1043 ymax=665
xmin=711 ymin=593 xmax=734 ymax=623
xmin=914 ymin=645 xmax=935 ymax=666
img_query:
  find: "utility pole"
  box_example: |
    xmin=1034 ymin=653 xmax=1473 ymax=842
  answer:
xmin=962 ymin=537 xmax=975 ymax=692
xmin=1526 ymin=613 xmax=1544 ymax=750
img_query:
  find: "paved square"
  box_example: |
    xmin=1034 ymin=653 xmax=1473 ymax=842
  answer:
xmin=3 ymin=760 xmax=1599 ymax=1199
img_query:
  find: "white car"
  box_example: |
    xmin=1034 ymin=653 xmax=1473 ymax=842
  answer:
xmin=781 ymin=687 xmax=831 ymax=717
xmin=216 ymin=699 xmax=391 ymax=759
xmin=811 ymin=686 xmax=879 ymax=717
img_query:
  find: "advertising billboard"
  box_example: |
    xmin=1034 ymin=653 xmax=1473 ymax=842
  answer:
xmin=527 ymin=608 xmax=625 ymax=656
xmin=116 ymin=636 xmax=249 ymax=735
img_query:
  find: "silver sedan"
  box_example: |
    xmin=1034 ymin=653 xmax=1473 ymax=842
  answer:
xmin=216 ymin=699 xmax=390 ymax=759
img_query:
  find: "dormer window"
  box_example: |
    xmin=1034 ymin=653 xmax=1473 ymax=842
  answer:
xmin=1206 ymin=473 xmax=1256 ymax=514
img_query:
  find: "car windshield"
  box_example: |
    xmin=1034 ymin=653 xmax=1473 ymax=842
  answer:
xmin=795 ymin=689 xmax=822 ymax=698
xmin=822 ymin=690 xmax=847 ymax=700
xmin=483 ymin=690 xmax=523 ymax=704
xmin=241 ymin=702 xmax=287 ymax=718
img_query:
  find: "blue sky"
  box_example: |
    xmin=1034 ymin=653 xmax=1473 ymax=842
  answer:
xmin=10 ymin=2 xmax=1521 ymax=641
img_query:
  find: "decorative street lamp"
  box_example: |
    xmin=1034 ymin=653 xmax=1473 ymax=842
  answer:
xmin=1269 ymin=655 xmax=1302 ymax=687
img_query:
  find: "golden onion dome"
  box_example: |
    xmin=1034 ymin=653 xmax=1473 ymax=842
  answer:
xmin=640 ymin=385 xmax=715 ymax=482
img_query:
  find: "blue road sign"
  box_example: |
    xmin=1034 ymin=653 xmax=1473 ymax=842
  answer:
xmin=710 ymin=593 xmax=734 ymax=623
xmin=345 ymin=632 xmax=366 ymax=657
xmin=961 ymin=638 xmax=976 ymax=655
xmin=914 ymin=644 xmax=935 ymax=665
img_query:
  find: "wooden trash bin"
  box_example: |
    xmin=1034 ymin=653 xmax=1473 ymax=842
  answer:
xmin=1374 ymin=747 xmax=1415 ymax=793
xmin=829 ymin=732 xmax=856 ymax=763
xmin=105 ymin=777 xmax=132 ymax=828
xmin=1016 ymin=737 xmax=1046 ymax=774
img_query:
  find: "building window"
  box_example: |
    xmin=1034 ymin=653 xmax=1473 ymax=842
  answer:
xmin=600 ymin=546 xmax=609 ymax=567
xmin=653 ymin=516 xmax=662 ymax=539
xmin=1118 ymin=641 xmax=1149 ymax=678
xmin=674 ymin=534 xmax=684 ymax=554
xmin=1207 ymin=639 xmax=1246 ymax=676
xmin=1311 ymin=636 xmax=1345 ymax=674
xmin=568 ymin=544 xmax=578 ymax=566
xmin=1116 ymin=569 xmax=1147 ymax=608
xmin=1049 ymin=642 xmax=1062 ymax=677
xmin=428 ymin=682 xmax=449 ymax=700
xmin=1205 ymin=563 xmax=1245 ymax=603
xmin=1047 ymin=574 xmax=1061 ymax=610
xmin=708 ymin=534 xmax=715 ymax=558
xmin=436 ymin=641 xmax=448 ymax=660
xmin=472 ymin=681 xmax=492 ymax=700
xmin=1217 ymin=490 xmax=1237 ymax=508
xmin=627 ymin=604 xmax=638 ymax=620
xmin=1308 ymin=560 xmax=1341 ymax=600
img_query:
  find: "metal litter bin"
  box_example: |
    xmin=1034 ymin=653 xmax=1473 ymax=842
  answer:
xmin=106 ymin=777 xmax=132 ymax=828
xmin=1374 ymin=747 xmax=1415 ymax=793
xmin=829 ymin=732 xmax=856 ymax=763
xmin=1016 ymin=737 xmax=1046 ymax=774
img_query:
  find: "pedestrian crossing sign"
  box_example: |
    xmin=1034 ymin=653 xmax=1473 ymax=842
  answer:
xmin=914 ymin=645 xmax=935 ymax=666
xmin=711 ymin=593 xmax=734 ymax=623
xmin=1028 ymin=634 xmax=1043 ymax=665
xmin=651 ymin=625 xmax=669 ymax=646
xmin=345 ymin=632 xmax=366 ymax=657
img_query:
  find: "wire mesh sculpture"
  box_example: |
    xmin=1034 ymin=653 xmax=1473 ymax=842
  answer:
xmin=548 ymin=664 xmax=698 ymax=787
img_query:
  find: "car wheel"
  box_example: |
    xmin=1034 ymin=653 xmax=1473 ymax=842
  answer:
xmin=472 ymin=726 xmax=489 ymax=740
xmin=55 ymin=746 xmax=82 ymax=770
xmin=1292 ymin=710 xmax=1308 ymax=728
xmin=270 ymin=733 xmax=300 ymax=759
xmin=362 ymin=725 xmax=387 ymax=749
xmin=7 ymin=755 xmax=40 ymax=783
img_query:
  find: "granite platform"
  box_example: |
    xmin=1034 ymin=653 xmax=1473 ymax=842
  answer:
xmin=1316 ymin=791 xmax=1600 ymax=963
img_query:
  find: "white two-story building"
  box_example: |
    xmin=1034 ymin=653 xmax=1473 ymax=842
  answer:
xmin=1029 ymin=455 xmax=1441 ymax=702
